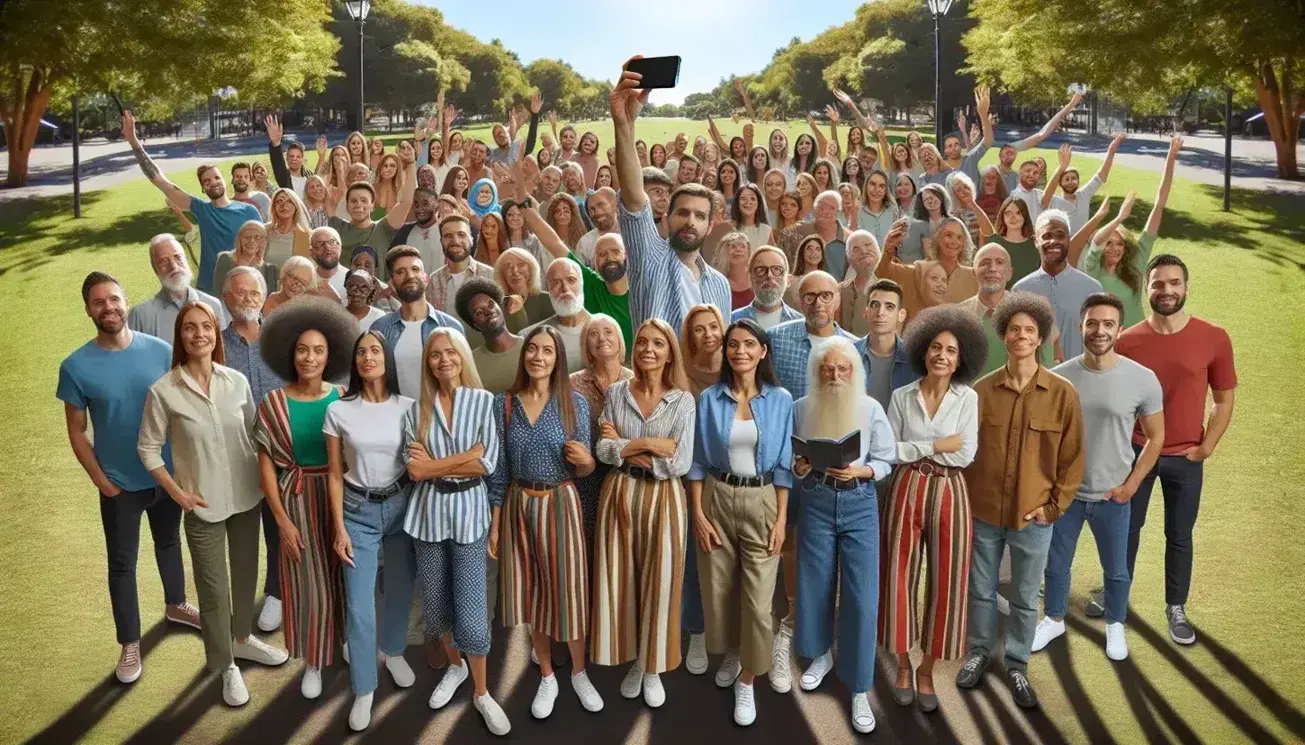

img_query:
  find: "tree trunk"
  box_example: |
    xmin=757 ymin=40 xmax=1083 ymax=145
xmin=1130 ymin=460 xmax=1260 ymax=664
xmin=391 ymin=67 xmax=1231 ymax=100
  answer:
xmin=1 ymin=65 xmax=56 ymax=188
xmin=1254 ymin=58 xmax=1302 ymax=180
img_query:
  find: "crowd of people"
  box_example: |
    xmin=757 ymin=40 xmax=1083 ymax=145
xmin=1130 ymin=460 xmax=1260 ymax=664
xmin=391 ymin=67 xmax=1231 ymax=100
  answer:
xmin=58 ymin=58 xmax=1236 ymax=737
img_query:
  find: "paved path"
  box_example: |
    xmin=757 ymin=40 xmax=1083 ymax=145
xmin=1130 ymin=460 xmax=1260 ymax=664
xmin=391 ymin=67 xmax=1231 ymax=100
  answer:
xmin=2 ymin=126 xmax=1303 ymax=202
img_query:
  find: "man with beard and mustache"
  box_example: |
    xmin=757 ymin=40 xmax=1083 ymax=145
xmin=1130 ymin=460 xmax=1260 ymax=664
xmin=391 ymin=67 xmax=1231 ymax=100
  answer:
xmin=220 ymin=267 xmax=289 ymax=633
xmin=456 ymin=277 xmax=525 ymax=394
xmin=58 ymin=271 xmax=200 ymax=684
xmin=464 ymin=140 xmax=492 ymax=186
xmin=128 ymin=234 xmax=229 ymax=345
xmin=229 ymin=162 xmax=272 ymax=221
xmin=123 ymin=111 xmax=261 ymax=292
xmin=1013 ymin=209 xmax=1102 ymax=360
xmin=572 ymin=188 xmax=619 ymax=269
xmin=1044 ymin=136 xmax=1124 ymax=234
xmin=1028 ymin=293 xmax=1164 ymax=663
xmin=612 ymin=58 xmax=731 ymax=336
xmin=308 ymin=226 xmax=349 ymax=303
xmin=957 ymin=292 xmax=1084 ymax=710
xmin=560 ymin=162 xmax=595 ymax=231
xmin=425 ymin=214 xmax=493 ymax=327
xmin=391 ymin=189 xmax=444 ymax=273
xmin=1114 ymin=254 xmax=1236 ymax=647
xmin=731 ymin=245 xmax=801 ymax=331
xmin=960 ymin=244 xmax=1062 ymax=375
xmin=780 ymin=192 xmax=848 ymax=281
xmin=328 ymin=177 xmax=417 ymax=280
xmin=790 ymin=336 xmax=895 ymax=734
xmin=525 ymin=258 xmax=591 ymax=372
xmin=370 ymin=245 xmax=464 ymax=400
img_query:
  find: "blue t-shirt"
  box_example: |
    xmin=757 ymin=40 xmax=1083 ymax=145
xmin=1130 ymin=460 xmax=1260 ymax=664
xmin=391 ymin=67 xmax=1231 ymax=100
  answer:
xmin=56 ymin=333 xmax=173 ymax=492
xmin=190 ymin=196 xmax=262 ymax=292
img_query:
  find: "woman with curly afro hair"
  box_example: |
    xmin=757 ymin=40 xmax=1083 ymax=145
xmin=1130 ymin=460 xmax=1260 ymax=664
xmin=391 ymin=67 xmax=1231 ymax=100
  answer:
xmin=253 ymin=296 xmax=358 ymax=700
xmin=878 ymin=304 xmax=987 ymax=714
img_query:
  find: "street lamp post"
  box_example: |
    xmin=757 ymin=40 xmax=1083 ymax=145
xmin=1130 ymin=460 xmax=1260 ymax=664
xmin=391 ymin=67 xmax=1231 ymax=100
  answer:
xmin=927 ymin=0 xmax=954 ymax=149
xmin=344 ymin=0 xmax=371 ymax=133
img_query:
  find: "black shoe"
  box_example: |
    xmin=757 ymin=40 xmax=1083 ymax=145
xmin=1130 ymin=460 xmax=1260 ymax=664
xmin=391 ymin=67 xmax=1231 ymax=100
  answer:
xmin=955 ymin=651 xmax=989 ymax=689
xmin=1167 ymin=604 xmax=1196 ymax=645
xmin=1006 ymin=668 xmax=1039 ymax=709
xmin=1085 ymin=588 xmax=1106 ymax=619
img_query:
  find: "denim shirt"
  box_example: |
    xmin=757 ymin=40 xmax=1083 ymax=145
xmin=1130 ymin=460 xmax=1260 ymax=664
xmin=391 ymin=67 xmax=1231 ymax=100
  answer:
xmin=689 ymin=382 xmax=794 ymax=489
xmin=369 ymin=302 xmax=464 ymax=351
xmin=854 ymin=335 xmax=921 ymax=395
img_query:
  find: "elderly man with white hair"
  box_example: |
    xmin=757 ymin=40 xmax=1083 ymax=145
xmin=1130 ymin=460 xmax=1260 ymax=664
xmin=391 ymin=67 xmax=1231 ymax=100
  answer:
xmin=838 ymin=230 xmax=882 ymax=336
xmin=1013 ymin=209 xmax=1102 ymax=360
xmin=781 ymin=190 xmax=848 ymax=281
xmin=127 ymin=234 xmax=229 ymax=345
xmin=308 ymin=226 xmax=349 ymax=303
xmin=573 ymin=187 xmax=619 ymax=269
xmin=790 ymin=335 xmax=895 ymax=734
xmin=731 ymin=245 xmax=801 ymax=331
xmin=525 ymin=257 xmax=591 ymax=372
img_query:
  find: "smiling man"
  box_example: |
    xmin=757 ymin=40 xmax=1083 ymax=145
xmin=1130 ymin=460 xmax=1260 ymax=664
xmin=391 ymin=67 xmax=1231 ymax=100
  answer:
xmin=128 ymin=235 xmax=229 ymax=345
xmin=1012 ymin=209 xmax=1102 ymax=360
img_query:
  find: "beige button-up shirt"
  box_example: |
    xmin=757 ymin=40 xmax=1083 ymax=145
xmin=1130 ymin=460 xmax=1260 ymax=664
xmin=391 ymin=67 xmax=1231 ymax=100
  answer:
xmin=138 ymin=365 xmax=263 ymax=523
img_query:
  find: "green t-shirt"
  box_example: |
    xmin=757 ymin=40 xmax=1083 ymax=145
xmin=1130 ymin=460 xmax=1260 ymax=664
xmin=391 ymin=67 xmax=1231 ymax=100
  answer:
xmin=329 ymin=217 xmax=396 ymax=280
xmin=1080 ymin=232 xmax=1155 ymax=328
xmin=286 ymin=389 xmax=340 ymax=467
xmin=992 ymin=235 xmax=1040 ymax=289
xmin=569 ymin=250 xmax=632 ymax=355
xmin=473 ymin=342 xmax=524 ymax=394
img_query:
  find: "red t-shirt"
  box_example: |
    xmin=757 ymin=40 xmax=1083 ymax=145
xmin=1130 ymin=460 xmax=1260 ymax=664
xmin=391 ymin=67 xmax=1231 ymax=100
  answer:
xmin=1116 ymin=316 xmax=1236 ymax=455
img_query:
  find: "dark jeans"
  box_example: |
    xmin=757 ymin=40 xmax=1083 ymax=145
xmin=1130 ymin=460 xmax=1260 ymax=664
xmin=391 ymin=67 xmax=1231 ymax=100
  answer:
xmin=100 ymin=487 xmax=187 ymax=643
xmin=1125 ymin=446 xmax=1204 ymax=606
xmin=261 ymin=501 xmax=281 ymax=599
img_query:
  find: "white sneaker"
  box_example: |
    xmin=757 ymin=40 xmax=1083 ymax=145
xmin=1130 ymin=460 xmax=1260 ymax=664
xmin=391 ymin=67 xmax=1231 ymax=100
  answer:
xmin=257 ymin=596 xmax=282 ymax=632
xmin=348 ymin=692 xmax=373 ymax=731
xmin=386 ymin=654 xmax=416 ymax=688
xmin=572 ymin=670 xmax=604 ymax=712
xmin=685 ymin=633 xmax=709 ymax=675
xmin=997 ymin=594 xmax=1011 ymax=616
xmin=1031 ymin=617 xmax=1066 ymax=653
xmin=715 ymin=652 xmax=742 ymax=688
xmin=532 ymin=674 xmax=559 ymax=719
xmin=770 ymin=629 xmax=793 ymax=693
xmin=1105 ymin=622 xmax=1129 ymax=661
xmin=642 ymin=673 xmax=665 ymax=708
xmin=733 ymin=681 xmax=756 ymax=726
xmin=800 ymin=650 xmax=833 ymax=691
xmin=851 ymin=692 xmax=876 ymax=733
xmin=233 ymin=637 xmax=288 ymax=666
xmin=222 ymin=664 xmax=249 ymax=707
xmin=116 ymin=642 xmax=142 ymax=684
xmin=301 ymin=666 xmax=323 ymax=699
xmin=429 ymin=662 xmax=469 ymax=709
xmin=620 ymin=663 xmax=644 ymax=699
xmin=475 ymin=692 xmax=511 ymax=736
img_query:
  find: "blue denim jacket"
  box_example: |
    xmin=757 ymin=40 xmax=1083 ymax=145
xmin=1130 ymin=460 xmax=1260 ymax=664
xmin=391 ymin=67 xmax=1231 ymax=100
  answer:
xmin=854 ymin=335 xmax=920 ymax=394
xmin=689 ymin=382 xmax=794 ymax=489
xmin=369 ymin=303 xmax=464 ymax=351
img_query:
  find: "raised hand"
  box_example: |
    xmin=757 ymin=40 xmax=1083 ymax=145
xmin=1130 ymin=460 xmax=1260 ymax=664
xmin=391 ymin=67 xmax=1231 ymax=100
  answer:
xmin=1118 ymin=189 xmax=1138 ymax=219
xmin=1168 ymin=133 xmax=1184 ymax=156
xmin=969 ymin=123 xmax=981 ymax=145
xmin=832 ymin=88 xmax=855 ymax=108
xmin=975 ymin=85 xmax=991 ymax=116
xmin=316 ymin=134 xmax=328 ymax=155
xmin=611 ymin=56 xmax=650 ymax=127
xmin=1108 ymin=133 xmax=1127 ymax=152
xmin=443 ymin=103 xmax=459 ymax=127
xmin=547 ymin=110 xmax=558 ymax=127
xmin=530 ymin=90 xmax=543 ymax=115
xmin=957 ymin=109 xmax=967 ymax=134
xmin=264 ymin=114 xmax=283 ymax=145
xmin=825 ymin=104 xmax=840 ymax=124
xmin=121 ymin=110 xmax=139 ymax=145
xmin=1057 ymin=142 xmax=1072 ymax=169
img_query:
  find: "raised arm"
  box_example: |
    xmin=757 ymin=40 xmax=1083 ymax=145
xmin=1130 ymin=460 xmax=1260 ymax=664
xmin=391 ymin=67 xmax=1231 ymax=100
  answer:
xmin=1041 ymin=143 xmax=1071 ymax=209
xmin=522 ymin=201 xmax=570 ymax=260
xmin=1146 ymin=134 xmax=1182 ymax=236
xmin=122 ymin=111 xmax=191 ymax=210
xmin=1088 ymin=190 xmax=1137 ymax=252
xmin=611 ymin=57 xmax=650 ymax=211
xmin=314 ymin=134 xmax=329 ymax=175
xmin=958 ymin=110 xmax=971 ymax=149
xmin=1067 ymin=195 xmax=1114 ymax=268
xmin=706 ymin=116 xmax=730 ymax=152
xmin=806 ymin=112 xmax=830 ymax=158
xmin=265 ymin=114 xmax=293 ymax=189
xmin=385 ymin=161 xmax=419 ymax=230
xmin=876 ymin=124 xmax=893 ymax=174
xmin=1094 ymin=133 xmax=1125 ymax=185
xmin=522 ymin=92 xmax=542 ymax=158
xmin=1008 ymin=91 xmax=1084 ymax=152
xmin=976 ymin=86 xmax=995 ymax=148
xmin=825 ymin=105 xmax=840 ymax=159
xmin=833 ymin=88 xmax=874 ymax=132
xmin=735 ymin=79 xmax=757 ymax=121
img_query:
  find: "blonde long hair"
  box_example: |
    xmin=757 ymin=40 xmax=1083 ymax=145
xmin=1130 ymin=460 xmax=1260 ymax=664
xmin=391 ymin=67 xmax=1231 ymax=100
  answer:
xmin=632 ymin=318 xmax=690 ymax=393
xmin=417 ymin=328 xmax=483 ymax=441
xmin=268 ymin=187 xmax=312 ymax=233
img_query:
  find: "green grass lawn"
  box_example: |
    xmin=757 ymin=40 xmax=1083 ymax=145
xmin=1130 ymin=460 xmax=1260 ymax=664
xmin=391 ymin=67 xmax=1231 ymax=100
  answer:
xmin=1 ymin=120 xmax=1302 ymax=745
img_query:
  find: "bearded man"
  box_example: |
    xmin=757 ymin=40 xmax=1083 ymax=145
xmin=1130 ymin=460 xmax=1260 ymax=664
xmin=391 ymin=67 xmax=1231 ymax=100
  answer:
xmin=127 ymin=234 xmax=229 ymax=345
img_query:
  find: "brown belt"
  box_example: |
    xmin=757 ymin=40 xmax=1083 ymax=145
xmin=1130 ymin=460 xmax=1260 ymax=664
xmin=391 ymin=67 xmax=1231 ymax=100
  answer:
xmin=906 ymin=460 xmax=956 ymax=477
xmin=515 ymin=479 xmax=574 ymax=498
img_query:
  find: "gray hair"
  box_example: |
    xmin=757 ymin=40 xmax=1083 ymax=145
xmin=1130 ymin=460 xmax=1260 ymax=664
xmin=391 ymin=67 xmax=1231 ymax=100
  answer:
xmin=309 ymin=225 xmax=341 ymax=245
xmin=924 ymin=216 xmax=976 ymax=264
xmin=945 ymin=170 xmax=976 ymax=197
xmin=148 ymin=232 xmax=183 ymax=260
xmin=805 ymin=335 xmax=867 ymax=399
xmin=222 ymin=265 xmax=268 ymax=297
xmin=712 ymin=231 xmax=751 ymax=272
xmin=1035 ymin=208 xmax=1071 ymax=235
xmin=814 ymin=190 xmax=842 ymax=209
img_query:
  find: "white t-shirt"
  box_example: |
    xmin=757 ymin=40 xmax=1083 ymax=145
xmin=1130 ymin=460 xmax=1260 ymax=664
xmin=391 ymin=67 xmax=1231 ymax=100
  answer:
xmin=395 ymin=320 xmax=425 ymax=399
xmin=554 ymin=320 xmax=586 ymax=373
xmin=322 ymin=394 xmax=414 ymax=489
xmin=407 ymin=224 xmax=445 ymax=274
xmin=754 ymin=307 xmax=785 ymax=330
xmin=357 ymin=306 xmax=386 ymax=333
xmin=728 ymin=418 xmax=759 ymax=476
xmin=1010 ymin=185 xmax=1045 ymax=223
xmin=319 ymin=265 xmax=347 ymax=304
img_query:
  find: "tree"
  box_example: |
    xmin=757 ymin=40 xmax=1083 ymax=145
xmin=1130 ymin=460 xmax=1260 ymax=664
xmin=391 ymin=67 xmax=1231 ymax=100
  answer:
xmin=964 ymin=0 xmax=1305 ymax=179
xmin=0 ymin=0 xmax=338 ymax=186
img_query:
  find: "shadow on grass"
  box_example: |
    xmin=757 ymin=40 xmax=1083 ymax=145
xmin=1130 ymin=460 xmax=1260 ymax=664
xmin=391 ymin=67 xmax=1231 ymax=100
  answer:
xmin=0 ymin=192 xmax=176 ymax=278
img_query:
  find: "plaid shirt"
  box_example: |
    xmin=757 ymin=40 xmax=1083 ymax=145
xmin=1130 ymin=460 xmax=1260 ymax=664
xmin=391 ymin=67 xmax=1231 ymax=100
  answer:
xmin=221 ymin=324 xmax=286 ymax=407
xmin=766 ymin=319 xmax=859 ymax=401
xmin=617 ymin=200 xmax=731 ymax=335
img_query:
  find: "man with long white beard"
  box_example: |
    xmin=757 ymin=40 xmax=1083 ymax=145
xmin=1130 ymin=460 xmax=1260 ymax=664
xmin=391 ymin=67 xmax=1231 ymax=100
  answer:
xmin=790 ymin=336 xmax=895 ymax=735
xmin=527 ymin=258 xmax=591 ymax=372
xmin=731 ymin=245 xmax=801 ymax=331
xmin=127 ymin=234 xmax=228 ymax=345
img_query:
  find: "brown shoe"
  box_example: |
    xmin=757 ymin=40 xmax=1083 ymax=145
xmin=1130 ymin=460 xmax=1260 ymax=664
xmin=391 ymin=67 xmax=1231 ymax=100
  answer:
xmin=428 ymin=637 xmax=448 ymax=670
xmin=117 ymin=642 xmax=142 ymax=683
xmin=165 ymin=602 xmax=201 ymax=630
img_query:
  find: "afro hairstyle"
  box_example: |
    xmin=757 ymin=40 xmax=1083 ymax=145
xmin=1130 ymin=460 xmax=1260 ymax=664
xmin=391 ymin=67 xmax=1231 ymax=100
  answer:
xmin=903 ymin=304 xmax=990 ymax=384
xmin=259 ymin=295 xmax=360 ymax=382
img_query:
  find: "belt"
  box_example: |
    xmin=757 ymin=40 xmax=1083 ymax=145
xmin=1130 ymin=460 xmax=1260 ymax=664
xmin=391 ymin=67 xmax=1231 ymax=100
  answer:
xmin=617 ymin=462 xmax=665 ymax=481
xmin=431 ymin=476 xmax=483 ymax=494
xmin=515 ymin=479 xmax=572 ymax=492
xmin=710 ymin=469 xmax=772 ymax=488
xmin=907 ymin=460 xmax=955 ymax=477
xmin=809 ymin=470 xmax=870 ymax=491
xmin=350 ymin=474 xmax=411 ymax=502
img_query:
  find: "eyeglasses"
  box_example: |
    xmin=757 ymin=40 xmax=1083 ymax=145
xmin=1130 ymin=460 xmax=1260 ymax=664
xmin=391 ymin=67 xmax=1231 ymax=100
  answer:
xmin=820 ymin=364 xmax=854 ymax=376
xmin=751 ymin=265 xmax=786 ymax=279
xmin=310 ymin=239 xmax=340 ymax=248
xmin=801 ymin=291 xmax=836 ymax=306
xmin=229 ymin=290 xmax=263 ymax=301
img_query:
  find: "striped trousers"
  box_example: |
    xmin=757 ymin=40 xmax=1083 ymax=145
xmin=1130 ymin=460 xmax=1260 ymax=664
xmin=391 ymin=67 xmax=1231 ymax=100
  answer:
xmin=279 ymin=468 xmax=345 ymax=667
xmin=878 ymin=463 xmax=972 ymax=661
xmin=590 ymin=471 xmax=687 ymax=673
xmin=498 ymin=481 xmax=589 ymax=643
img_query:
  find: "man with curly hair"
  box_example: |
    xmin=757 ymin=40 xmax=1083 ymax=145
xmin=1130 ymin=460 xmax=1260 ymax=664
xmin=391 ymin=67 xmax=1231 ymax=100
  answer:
xmin=455 ymin=277 xmax=524 ymax=394
xmin=956 ymin=292 xmax=1084 ymax=710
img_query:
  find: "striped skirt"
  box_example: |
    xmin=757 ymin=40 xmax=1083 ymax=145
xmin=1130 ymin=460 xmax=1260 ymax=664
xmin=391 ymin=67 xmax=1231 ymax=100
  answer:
xmin=499 ymin=480 xmax=588 ymax=642
xmin=589 ymin=470 xmax=687 ymax=673
xmin=878 ymin=462 xmax=972 ymax=660
xmin=279 ymin=467 xmax=345 ymax=667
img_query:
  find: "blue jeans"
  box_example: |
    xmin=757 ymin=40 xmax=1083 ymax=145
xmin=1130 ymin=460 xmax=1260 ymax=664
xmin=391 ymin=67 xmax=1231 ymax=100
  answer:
xmin=968 ymin=518 xmax=1053 ymax=671
xmin=341 ymin=487 xmax=416 ymax=695
xmin=1044 ymin=499 xmax=1131 ymax=624
xmin=1126 ymin=449 xmax=1203 ymax=606
xmin=794 ymin=480 xmax=880 ymax=692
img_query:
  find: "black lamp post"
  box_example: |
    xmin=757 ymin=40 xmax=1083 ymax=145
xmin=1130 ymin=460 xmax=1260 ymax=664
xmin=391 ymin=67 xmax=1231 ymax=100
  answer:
xmin=344 ymin=0 xmax=371 ymax=133
xmin=927 ymin=0 xmax=954 ymax=148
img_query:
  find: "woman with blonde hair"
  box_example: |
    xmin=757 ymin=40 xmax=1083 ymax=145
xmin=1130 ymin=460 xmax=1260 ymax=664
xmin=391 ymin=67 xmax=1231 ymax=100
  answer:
xmin=591 ymin=319 xmax=697 ymax=707
xmin=570 ymin=314 xmax=635 ymax=552
xmin=680 ymin=304 xmax=725 ymax=398
xmin=878 ymin=217 xmax=977 ymax=322
xmin=713 ymin=232 xmax=755 ymax=310
xmin=302 ymin=175 xmax=334 ymax=229
xmin=494 ymin=248 xmax=551 ymax=331
xmin=403 ymin=328 xmax=510 ymax=735
xmin=344 ymin=131 xmax=366 ymax=165
xmin=265 ymin=188 xmax=313 ymax=270
xmin=545 ymin=193 xmax=586 ymax=251
xmin=795 ymin=173 xmax=818 ymax=218
xmin=373 ymin=153 xmax=403 ymax=218
xmin=215 ymin=220 xmax=278 ymax=294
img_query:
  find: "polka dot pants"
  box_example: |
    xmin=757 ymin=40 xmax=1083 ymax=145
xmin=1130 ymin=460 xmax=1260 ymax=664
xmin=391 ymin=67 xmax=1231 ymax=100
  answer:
xmin=414 ymin=535 xmax=491 ymax=656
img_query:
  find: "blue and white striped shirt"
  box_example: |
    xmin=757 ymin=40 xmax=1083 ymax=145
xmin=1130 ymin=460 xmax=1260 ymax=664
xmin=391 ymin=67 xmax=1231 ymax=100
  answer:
xmin=595 ymin=381 xmax=696 ymax=480
xmin=617 ymin=200 xmax=732 ymax=336
xmin=401 ymin=387 xmax=499 ymax=544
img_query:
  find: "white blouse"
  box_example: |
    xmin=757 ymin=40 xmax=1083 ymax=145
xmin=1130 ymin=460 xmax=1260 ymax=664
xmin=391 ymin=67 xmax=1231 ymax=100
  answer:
xmin=886 ymin=380 xmax=979 ymax=469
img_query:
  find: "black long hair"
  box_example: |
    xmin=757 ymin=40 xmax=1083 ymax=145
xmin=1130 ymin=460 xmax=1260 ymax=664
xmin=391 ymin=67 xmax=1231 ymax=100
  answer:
xmin=342 ymin=330 xmax=400 ymax=400
xmin=719 ymin=319 xmax=780 ymax=389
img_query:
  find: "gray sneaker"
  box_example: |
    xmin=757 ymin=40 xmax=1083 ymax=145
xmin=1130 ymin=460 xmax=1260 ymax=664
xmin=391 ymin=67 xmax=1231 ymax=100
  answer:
xmin=1085 ymin=588 xmax=1105 ymax=619
xmin=1166 ymin=604 xmax=1196 ymax=645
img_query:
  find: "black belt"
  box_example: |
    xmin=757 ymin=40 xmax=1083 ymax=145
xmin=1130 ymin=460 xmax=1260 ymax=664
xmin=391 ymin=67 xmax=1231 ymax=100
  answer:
xmin=350 ymin=474 xmax=411 ymax=502
xmin=809 ymin=470 xmax=870 ymax=491
xmin=617 ymin=462 xmax=667 ymax=481
xmin=710 ymin=469 xmax=772 ymax=488
xmin=430 ymin=477 xmax=483 ymax=494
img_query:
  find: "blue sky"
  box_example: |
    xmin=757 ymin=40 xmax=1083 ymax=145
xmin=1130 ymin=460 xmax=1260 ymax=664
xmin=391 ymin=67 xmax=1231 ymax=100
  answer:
xmin=420 ymin=0 xmax=862 ymax=104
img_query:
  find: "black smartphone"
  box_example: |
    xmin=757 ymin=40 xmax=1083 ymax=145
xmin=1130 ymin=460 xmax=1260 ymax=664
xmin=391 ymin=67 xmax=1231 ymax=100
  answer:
xmin=626 ymin=56 xmax=681 ymax=90
xmin=110 ymin=92 xmax=126 ymax=116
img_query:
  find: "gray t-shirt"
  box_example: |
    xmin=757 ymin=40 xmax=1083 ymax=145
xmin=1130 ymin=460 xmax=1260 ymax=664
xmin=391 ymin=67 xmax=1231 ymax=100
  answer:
xmin=868 ymin=350 xmax=895 ymax=413
xmin=1013 ymin=266 xmax=1103 ymax=360
xmin=1053 ymin=356 xmax=1163 ymax=501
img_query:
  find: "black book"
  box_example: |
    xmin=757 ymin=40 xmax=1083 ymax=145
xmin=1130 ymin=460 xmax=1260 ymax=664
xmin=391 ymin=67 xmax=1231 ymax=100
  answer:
xmin=791 ymin=431 xmax=861 ymax=472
